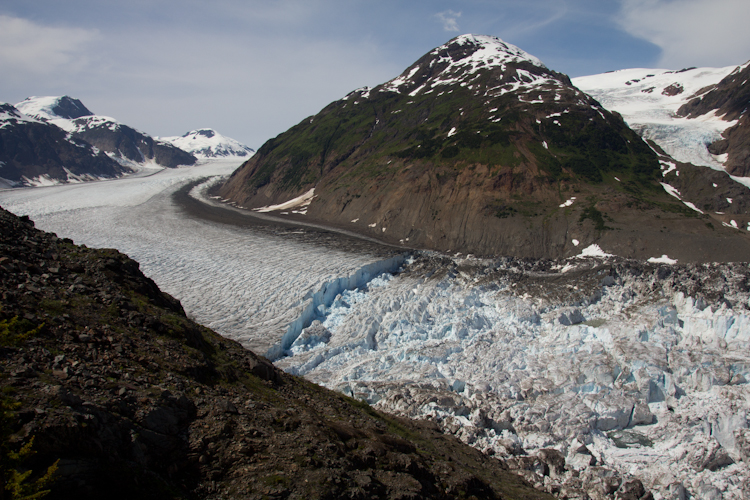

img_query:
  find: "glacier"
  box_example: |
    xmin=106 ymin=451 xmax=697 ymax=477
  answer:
xmin=1 ymin=161 xmax=749 ymax=499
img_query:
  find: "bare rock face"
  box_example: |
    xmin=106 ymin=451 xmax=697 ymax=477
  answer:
xmin=42 ymin=95 xmax=94 ymax=119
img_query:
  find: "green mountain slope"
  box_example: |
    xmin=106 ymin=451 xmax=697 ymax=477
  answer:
xmin=219 ymin=35 xmax=750 ymax=260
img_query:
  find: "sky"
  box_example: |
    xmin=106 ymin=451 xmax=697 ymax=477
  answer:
xmin=1 ymin=0 xmax=749 ymax=149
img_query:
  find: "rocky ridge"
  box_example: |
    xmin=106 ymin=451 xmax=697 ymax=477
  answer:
xmin=0 ymin=204 xmax=558 ymax=500
xmin=16 ymin=96 xmax=198 ymax=170
xmin=218 ymin=34 xmax=750 ymax=261
xmin=0 ymin=103 xmax=129 ymax=187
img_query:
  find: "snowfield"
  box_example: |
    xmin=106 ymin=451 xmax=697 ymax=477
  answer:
xmin=572 ymin=66 xmax=750 ymax=195
xmin=1 ymin=161 xmax=749 ymax=499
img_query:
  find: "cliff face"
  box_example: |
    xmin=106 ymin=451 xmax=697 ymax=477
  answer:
xmin=218 ymin=35 xmax=750 ymax=260
xmin=0 ymin=205 xmax=553 ymax=500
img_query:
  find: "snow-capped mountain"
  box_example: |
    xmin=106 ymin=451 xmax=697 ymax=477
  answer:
xmin=219 ymin=34 xmax=750 ymax=261
xmin=0 ymin=102 xmax=129 ymax=187
xmin=13 ymin=94 xmax=94 ymax=121
xmin=16 ymin=96 xmax=197 ymax=169
xmin=160 ymin=128 xmax=254 ymax=158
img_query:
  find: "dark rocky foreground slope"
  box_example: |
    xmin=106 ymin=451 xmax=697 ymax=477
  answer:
xmin=0 ymin=205 xmax=556 ymax=500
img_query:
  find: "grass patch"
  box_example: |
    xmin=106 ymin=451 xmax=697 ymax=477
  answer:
xmin=579 ymin=204 xmax=611 ymax=231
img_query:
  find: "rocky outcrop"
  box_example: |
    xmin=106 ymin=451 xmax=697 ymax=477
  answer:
xmin=0 ymin=205 xmax=553 ymax=500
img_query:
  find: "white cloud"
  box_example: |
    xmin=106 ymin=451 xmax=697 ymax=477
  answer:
xmin=435 ymin=10 xmax=462 ymax=32
xmin=0 ymin=15 xmax=99 ymax=77
xmin=618 ymin=0 xmax=750 ymax=68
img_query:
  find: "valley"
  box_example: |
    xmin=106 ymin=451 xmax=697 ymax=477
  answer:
xmin=3 ymin=32 xmax=750 ymax=500
xmin=2 ymin=157 xmax=749 ymax=499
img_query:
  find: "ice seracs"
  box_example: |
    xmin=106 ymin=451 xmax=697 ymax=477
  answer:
xmin=277 ymin=253 xmax=750 ymax=499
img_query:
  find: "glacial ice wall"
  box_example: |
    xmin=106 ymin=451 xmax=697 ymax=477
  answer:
xmin=266 ymin=253 xmax=408 ymax=360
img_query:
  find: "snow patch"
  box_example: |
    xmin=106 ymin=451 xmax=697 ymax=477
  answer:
xmin=253 ymin=188 xmax=316 ymax=213
xmin=559 ymin=196 xmax=576 ymax=208
xmin=660 ymin=183 xmax=704 ymax=214
xmin=577 ymin=244 xmax=613 ymax=258
xmin=647 ymin=255 xmax=677 ymax=264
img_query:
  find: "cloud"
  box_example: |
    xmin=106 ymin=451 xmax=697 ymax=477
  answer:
xmin=435 ymin=10 xmax=462 ymax=32
xmin=0 ymin=15 xmax=99 ymax=78
xmin=618 ymin=0 xmax=750 ymax=68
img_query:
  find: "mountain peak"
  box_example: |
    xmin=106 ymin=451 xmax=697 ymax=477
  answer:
xmin=377 ymin=34 xmax=550 ymax=97
xmin=190 ymin=128 xmax=216 ymax=138
xmin=437 ymin=34 xmax=545 ymax=69
xmin=15 ymin=95 xmax=93 ymax=121
xmin=219 ymin=35 xmax=673 ymax=259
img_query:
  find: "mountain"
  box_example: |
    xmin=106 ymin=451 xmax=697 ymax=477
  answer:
xmin=16 ymin=96 xmax=197 ymax=169
xmin=677 ymin=62 xmax=750 ymax=177
xmin=0 ymin=204 xmax=555 ymax=500
xmin=218 ymin=34 xmax=750 ymax=261
xmin=0 ymin=103 xmax=130 ymax=187
xmin=160 ymin=128 xmax=255 ymax=158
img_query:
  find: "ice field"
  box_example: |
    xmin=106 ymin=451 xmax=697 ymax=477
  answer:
xmin=2 ymin=162 xmax=749 ymax=499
